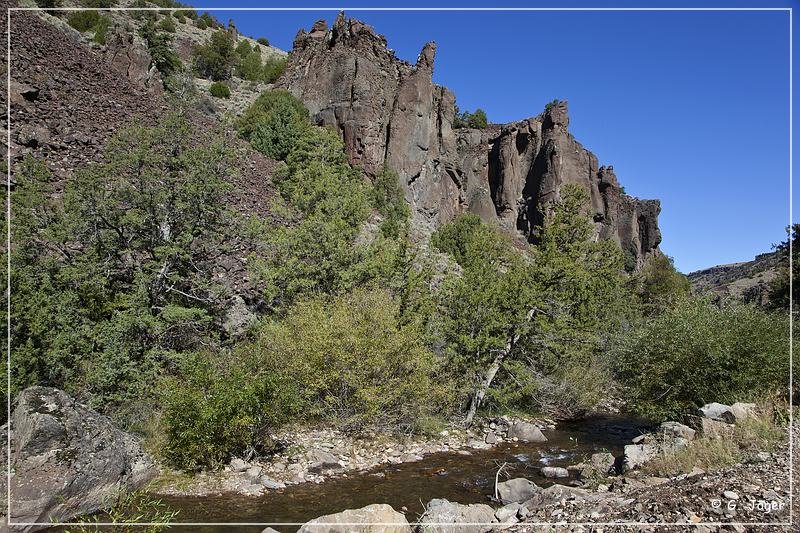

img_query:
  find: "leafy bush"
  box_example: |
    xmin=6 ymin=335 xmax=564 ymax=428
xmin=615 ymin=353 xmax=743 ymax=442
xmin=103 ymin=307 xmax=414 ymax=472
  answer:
xmin=632 ymin=252 xmax=690 ymax=315
xmin=158 ymin=16 xmax=176 ymax=33
xmin=193 ymin=29 xmax=237 ymax=81
xmin=433 ymin=185 xmax=629 ymax=421
xmin=545 ymin=99 xmax=562 ymax=111
xmin=257 ymin=37 xmax=270 ymax=46
xmin=161 ymin=350 xmax=299 ymax=470
xmin=453 ymin=107 xmax=488 ymax=129
xmin=767 ymin=224 xmax=799 ymax=312
xmin=71 ymin=490 xmax=178 ymax=532
xmin=236 ymin=90 xmax=309 ymax=160
xmin=255 ymin=288 xmax=454 ymax=431
xmin=139 ymin=21 xmax=182 ymax=77
xmin=80 ymin=0 xmax=116 ymax=7
xmin=92 ymin=14 xmax=111 ymax=44
xmin=208 ymin=81 xmax=230 ymax=98
xmin=613 ymin=297 xmax=789 ymax=421
xmin=67 ymin=11 xmax=101 ymax=32
xmin=262 ymin=57 xmax=287 ymax=83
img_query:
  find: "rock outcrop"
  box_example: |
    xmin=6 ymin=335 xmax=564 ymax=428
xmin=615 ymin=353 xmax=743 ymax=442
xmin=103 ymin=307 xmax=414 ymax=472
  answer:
xmin=298 ymin=503 xmax=411 ymax=533
xmin=281 ymin=13 xmax=661 ymax=266
xmin=418 ymin=498 xmax=496 ymax=532
xmin=1 ymin=387 xmax=157 ymax=531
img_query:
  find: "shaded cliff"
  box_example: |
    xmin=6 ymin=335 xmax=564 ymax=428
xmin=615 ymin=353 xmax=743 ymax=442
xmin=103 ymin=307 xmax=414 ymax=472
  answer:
xmin=280 ymin=13 xmax=662 ymax=267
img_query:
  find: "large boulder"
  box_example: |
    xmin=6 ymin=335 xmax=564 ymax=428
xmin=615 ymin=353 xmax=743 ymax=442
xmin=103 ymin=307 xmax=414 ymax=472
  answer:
xmin=496 ymin=478 xmax=540 ymax=504
xmin=298 ymin=503 xmax=411 ymax=532
xmin=418 ymin=498 xmax=495 ymax=532
xmin=2 ymin=387 xmax=157 ymax=531
xmin=507 ymin=422 xmax=547 ymax=443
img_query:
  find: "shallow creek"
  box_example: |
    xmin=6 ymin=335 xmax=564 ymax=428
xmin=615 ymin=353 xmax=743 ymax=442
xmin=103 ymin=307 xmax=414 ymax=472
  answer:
xmin=155 ymin=415 xmax=650 ymax=532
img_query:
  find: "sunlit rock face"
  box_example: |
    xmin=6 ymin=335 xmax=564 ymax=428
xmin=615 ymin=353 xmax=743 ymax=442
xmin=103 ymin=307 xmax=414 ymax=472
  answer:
xmin=280 ymin=14 xmax=661 ymax=266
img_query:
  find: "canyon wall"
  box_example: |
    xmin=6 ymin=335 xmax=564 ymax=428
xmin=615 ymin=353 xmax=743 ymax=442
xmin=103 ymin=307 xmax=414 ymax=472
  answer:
xmin=280 ymin=13 xmax=661 ymax=267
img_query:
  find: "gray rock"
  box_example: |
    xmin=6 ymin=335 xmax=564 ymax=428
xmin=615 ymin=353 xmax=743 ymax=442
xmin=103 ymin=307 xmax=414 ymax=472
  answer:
xmin=494 ymin=502 xmax=522 ymax=521
xmin=540 ymin=466 xmax=569 ymax=478
xmin=260 ymin=477 xmax=287 ymax=489
xmin=696 ymin=417 xmax=735 ymax=438
xmin=307 ymin=448 xmax=344 ymax=473
xmin=730 ymin=402 xmax=757 ymax=422
xmin=697 ymin=402 xmax=736 ymax=423
xmin=222 ymin=295 xmax=257 ymax=339
xmin=418 ymin=498 xmax=495 ymax=532
xmin=245 ymin=465 xmax=263 ymax=480
xmin=485 ymin=431 xmax=498 ymax=444
xmin=622 ymin=444 xmax=657 ymax=471
xmin=507 ymin=422 xmax=547 ymax=443
xmin=261 ymin=528 xmax=282 ymax=533
xmin=298 ymin=503 xmax=411 ymax=532
xmin=497 ymin=477 xmax=540 ymax=503
xmin=660 ymin=421 xmax=696 ymax=441
xmin=522 ymin=484 xmax=594 ymax=510
xmin=588 ymin=452 xmax=616 ymax=475
xmin=2 ymin=387 xmax=156 ymax=528
xmin=230 ymin=457 xmax=248 ymax=472
xmin=17 ymin=125 xmax=50 ymax=147
xmin=723 ymin=490 xmax=739 ymax=500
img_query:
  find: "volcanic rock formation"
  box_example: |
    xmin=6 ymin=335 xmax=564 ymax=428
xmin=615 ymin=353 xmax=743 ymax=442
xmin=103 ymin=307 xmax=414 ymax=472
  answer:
xmin=280 ymin=13 xmax=662 ymax=267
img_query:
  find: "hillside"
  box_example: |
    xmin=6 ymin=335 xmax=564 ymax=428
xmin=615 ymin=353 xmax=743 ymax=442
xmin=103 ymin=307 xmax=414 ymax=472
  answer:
xmin=687 ymin=250 xmax=781 ymax=305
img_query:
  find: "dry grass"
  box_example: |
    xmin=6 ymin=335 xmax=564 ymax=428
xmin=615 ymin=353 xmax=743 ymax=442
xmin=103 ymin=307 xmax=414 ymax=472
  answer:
xmin=641 ymin=400 xmax=787 ymax=477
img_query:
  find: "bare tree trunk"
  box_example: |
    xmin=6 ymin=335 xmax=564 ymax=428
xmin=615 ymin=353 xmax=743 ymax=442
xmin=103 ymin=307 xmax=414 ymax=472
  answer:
xmin=465 ymin=351 xmax=504 ymax=426
xmin=464 ymin=308 xmax=537 ymax=427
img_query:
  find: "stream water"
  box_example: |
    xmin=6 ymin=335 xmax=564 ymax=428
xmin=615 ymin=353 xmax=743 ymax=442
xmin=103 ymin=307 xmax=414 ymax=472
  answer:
xmin=155 ymin=415 xmax=651 ymax=532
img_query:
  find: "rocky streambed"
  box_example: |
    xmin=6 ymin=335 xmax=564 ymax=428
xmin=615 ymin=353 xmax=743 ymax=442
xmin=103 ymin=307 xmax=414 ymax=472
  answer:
xmin=152 ymin=416 xmax=650 ymax=530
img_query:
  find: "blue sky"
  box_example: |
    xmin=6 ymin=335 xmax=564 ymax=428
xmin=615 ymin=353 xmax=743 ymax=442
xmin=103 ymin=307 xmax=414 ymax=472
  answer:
xmin=201 ymin=1 xmax=794 ymax=273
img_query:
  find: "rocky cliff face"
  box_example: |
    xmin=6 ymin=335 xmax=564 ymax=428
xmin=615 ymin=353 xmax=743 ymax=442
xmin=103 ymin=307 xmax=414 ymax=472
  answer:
xmin=280 ymin=14 xmax=661 ymax=267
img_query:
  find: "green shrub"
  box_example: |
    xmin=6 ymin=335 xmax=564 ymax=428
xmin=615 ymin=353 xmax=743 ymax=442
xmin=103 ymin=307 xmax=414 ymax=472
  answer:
xmin=255 ymin=288 xmax=454 ymax=431
xmin=236 ymin=90 xmax=309 ymax=160
xmin=139 ymin=21 xmax=181 ymax=77
xmin=158 ymin=16 xmax=176 ymax=33
xmin=194 ymin=29 xmax=237 ymax=81
xmin=545 ymin=99 xmax=562 ymax=111
xmin=71 ymin=490 xmax=178 ymax=532
xmin=67 ymin=11 xmax=101 ymax=32
xmin=34 ymin=0 xmax=62 ymax=7
xmin=613 ymin=297 xmax=789 ymax=421
xmin=632 ymin=252 xmax=691 ymax=315
xmin=453 ymin=107 xmax=488 ymax=129
xmin=262 ymin=57 xmax=287 ymax=83
xmin=208 ymin=81 xmax=230 ymax=99
xmin=235 ymin=40 xmax=252 ymax=58
xmin=257 ymin=37 xmax=270 ymax=46
xmin=92 ymin=15 xmax=111 ymax=45
xmin=80 ymin=0 xmax=116 ymax=7
xmin=161 ymin=350 xmax=299 ymax=470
